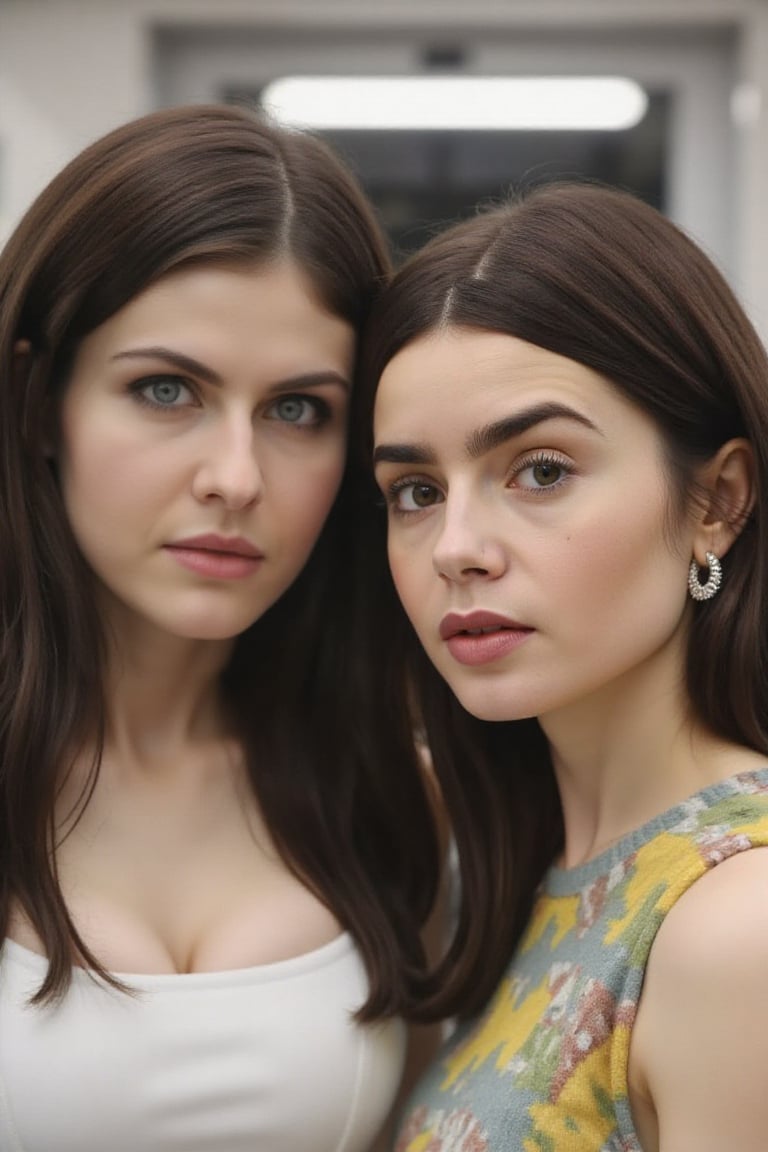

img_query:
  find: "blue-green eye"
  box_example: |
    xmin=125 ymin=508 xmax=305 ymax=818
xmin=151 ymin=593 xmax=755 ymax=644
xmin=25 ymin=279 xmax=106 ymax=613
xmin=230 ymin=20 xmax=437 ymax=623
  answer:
xmin=134 ymin=377 xmax=193 ymax=409
xmin=267 ymin=395 xmax=329 ymax=426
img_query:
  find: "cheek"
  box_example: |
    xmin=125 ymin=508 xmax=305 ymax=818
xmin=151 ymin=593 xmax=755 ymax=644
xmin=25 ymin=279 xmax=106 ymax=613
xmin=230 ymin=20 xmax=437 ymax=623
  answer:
xmin=387 ymin=535 xmax=427 ymax=627
xmin=59 ymin=469 xmax=145 ymax=571
xmin=60 ymin=435 xmax=166 ymax=530
xmin=59 ymin=399 xmax=145 ymax=490
xmin=549 ymin=509 xmax=689 ymax=638
xmin=279 ymin=452 xmax=346 ymax=546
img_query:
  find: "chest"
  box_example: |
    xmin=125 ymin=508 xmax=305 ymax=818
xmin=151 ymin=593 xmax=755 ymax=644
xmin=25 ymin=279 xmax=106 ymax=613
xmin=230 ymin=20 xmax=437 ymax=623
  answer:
xmin=397 ymin=774 xmax=768 ymax=1152
xmin=0 ymin=937 xmax=406 ymax=1152
xmin=36 ymin=768 xmax=342 ymax=974
xmin=397 ymin=944 xmax=633 ymax=1152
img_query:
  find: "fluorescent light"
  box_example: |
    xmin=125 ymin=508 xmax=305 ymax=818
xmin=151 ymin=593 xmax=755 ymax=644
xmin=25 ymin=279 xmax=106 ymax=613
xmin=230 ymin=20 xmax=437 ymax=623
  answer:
xmin=261 ymin=76 xmax=648 ymax=132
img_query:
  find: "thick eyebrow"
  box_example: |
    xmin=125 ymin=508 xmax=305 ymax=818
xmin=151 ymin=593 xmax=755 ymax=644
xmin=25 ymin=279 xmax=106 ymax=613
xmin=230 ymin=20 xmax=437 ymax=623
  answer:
xmin=111 ymin=347 xmax=221 ymax=384
xmin=465 ymin=402 xmax=601 ymax=458
xmin=373 ymin=401 xmax=600 ymax=467
xmin=111 ymin=346 xmax=350 ymax=392
xmin=373 ymin=441 xmax=436 ymax=466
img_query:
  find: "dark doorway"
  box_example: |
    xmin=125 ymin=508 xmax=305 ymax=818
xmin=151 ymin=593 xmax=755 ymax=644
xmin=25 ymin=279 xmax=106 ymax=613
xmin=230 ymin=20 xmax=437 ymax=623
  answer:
xmin=227 ymin=86 xmax=668 ymax=262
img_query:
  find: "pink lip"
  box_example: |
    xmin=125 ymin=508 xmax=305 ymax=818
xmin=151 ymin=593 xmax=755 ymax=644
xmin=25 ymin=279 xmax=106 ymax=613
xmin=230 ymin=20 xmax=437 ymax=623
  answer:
xmin=170 ymin=534 xmax=262 ymax=558
xmin=439 ymin=611 xmax=534 ymax=667
xmin=164 ymin=534 xmax=264 ymax=580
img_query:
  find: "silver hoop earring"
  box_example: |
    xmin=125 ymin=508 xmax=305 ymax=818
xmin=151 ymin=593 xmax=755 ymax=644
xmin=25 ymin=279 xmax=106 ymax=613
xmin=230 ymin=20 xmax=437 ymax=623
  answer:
xmin=688 ymin=551 xmax=722 ymax=601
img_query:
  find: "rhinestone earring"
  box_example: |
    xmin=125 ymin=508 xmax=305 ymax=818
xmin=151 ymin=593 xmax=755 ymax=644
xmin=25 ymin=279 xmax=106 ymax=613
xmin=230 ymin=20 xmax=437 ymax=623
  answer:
xmin=688 ymin=551 xmax=722 ymax=601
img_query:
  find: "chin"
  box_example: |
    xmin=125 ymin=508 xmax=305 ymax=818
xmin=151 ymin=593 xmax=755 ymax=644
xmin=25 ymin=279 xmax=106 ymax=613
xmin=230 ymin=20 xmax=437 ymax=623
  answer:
xmin=164 ymin=612 xmax=261 ymax=641
xmin=465 ymin=702 xmax=533 ymax=723
xmin=442 ymin=679 xmax=537 ymax=724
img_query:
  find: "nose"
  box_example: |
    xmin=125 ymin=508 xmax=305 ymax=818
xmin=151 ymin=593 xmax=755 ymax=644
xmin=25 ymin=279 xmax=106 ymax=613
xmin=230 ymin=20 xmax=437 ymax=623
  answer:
xmin=431 ymin=493 xmax=507 ymax=584
xmin=192 ymin=415 xmax=264 ymax=511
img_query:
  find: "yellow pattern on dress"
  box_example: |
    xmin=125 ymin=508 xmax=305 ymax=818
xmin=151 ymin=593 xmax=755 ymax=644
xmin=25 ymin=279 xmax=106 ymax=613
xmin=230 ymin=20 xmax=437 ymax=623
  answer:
xmin=604 ymin=833 xmax=701 ymax=944
xmin=524 ymin=892 xmax=580 ymax=952
xmin=442 ymin=973 xmax=554 ymax=1090
xmin=525 ymin=1039 xmax=615 ymax=1151
xmin=401 ymin=1133 xmax=432 ymax=1152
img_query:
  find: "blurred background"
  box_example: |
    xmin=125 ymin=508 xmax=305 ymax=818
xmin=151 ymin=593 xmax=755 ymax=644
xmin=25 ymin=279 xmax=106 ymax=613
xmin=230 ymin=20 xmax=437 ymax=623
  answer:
xmin=1 ymin=0 xmax=767 ymax=339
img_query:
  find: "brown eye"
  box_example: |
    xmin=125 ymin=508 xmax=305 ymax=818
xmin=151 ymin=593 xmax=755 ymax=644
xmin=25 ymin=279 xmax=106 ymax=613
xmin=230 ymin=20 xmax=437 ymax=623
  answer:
xmin=390 ymin=480 xmax=444 ymax=514
xmin=531 ymin=462 xmax=562 ymax=487
xmin=514 ymin=455 xmax=571 ymax=492
xmin=412 ymin=484 xmax=439 ymax=507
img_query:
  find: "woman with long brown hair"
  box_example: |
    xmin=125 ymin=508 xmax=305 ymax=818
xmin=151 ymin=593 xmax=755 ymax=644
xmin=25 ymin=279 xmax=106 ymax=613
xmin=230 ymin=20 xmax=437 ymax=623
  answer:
xmin=0 ymin=104 xmax=441 ymax=1151
xmin=363 ymin=182 xmax=768 ymax=1150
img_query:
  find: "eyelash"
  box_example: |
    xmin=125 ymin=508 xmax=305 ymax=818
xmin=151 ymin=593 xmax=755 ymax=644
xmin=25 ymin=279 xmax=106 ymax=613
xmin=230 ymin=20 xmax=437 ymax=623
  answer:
xmin=129 ymin=377 xmax=333 ymax=428
xmin=382 ymin=451 xmax=574 ymax=518
xmin=383 ymin=476 xmax=444 ymax=518
xmin=130 ymin=375 xmax=197 ymax=410
xmin=265 ymin=394 xmax=333 ymax=429
xmin=510 ymin=451 xmax=574 ymax=493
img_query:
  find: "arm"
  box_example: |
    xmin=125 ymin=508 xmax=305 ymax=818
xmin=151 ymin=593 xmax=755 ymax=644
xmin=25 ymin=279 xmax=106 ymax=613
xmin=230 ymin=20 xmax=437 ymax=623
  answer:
xmin=629 ymin=847 xmax=768 ymax=1152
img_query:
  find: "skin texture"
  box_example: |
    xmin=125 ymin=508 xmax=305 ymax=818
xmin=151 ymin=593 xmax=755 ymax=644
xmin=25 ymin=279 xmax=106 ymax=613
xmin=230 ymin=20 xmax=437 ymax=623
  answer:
xmin=57 ymin=260 xmax=354 ymax=649
xmin=374 ymin=325 xmax=766 ymax=1151
xmin=374 ymin=328 xmax=697 ymax=728
xmin=11 ymin=259 xmax=356 ymax=976
xmin=628 ymin=846 xmax=768 ymax=1152
xmin=10 ymin=259 xmax=442 ymax=1149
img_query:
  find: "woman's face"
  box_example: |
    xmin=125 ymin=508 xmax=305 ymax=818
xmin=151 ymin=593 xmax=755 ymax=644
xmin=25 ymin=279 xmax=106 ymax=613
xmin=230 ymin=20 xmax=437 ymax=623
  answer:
xmin=56 ymin=260 xmax=354 ymax=643
xmin=373 ymin=328 xmax=698 ymax=724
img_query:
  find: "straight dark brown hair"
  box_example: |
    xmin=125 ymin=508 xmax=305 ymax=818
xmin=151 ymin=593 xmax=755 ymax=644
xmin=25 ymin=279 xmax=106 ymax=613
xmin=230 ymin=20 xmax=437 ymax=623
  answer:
xmin=0 ymin=104 xmax=440 ymax=1020
xmin=359 ymin=181 xmax=768 ymax=1020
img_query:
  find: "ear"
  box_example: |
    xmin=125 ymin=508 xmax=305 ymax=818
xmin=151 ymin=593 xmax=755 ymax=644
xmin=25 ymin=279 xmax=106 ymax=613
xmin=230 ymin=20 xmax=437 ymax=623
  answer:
xmin=12 ymin=338 xmax=32 ymax=379
xmin=691 ymin=437 xmax=755 ymax=564
xmin=14 ymin=338 xmax=57 ymax=458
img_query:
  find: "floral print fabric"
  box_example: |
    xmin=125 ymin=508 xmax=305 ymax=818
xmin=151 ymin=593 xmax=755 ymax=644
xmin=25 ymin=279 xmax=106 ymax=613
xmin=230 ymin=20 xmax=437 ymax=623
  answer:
xmin=396 ymin=770 xmax=768 ymax=1152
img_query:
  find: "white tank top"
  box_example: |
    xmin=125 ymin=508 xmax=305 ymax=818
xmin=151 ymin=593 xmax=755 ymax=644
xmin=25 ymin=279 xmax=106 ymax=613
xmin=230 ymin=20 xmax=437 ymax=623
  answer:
xmin=0 ymin=934 xmax=406 ymax=1152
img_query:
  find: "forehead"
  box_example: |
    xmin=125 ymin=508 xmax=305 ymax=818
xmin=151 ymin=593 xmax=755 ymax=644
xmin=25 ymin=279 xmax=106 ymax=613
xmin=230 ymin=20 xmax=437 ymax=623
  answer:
xmin=112 ymin=260 xmax=335 ymax=332
xmin=70 ymin=259 xmax=355 ymax=377
xmin=373 ymin=327 xmax=645 ymax=444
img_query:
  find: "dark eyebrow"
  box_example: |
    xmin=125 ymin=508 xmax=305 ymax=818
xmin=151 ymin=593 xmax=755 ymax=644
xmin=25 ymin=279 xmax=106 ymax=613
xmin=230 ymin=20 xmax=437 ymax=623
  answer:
xmin=267 ymin=371 xmax=350 ymax=395
xmin=111 ymin=346 xmax=349 ymax=392
xmin=466 ymin=402 xmax=601 ymax=458
xmin=111 ymin=347 xmax=222 ymax=384
xmin=373 ymin=401 xmax=600 ymax=468
xmin=373 ymin=441 xmax=436 ymax=466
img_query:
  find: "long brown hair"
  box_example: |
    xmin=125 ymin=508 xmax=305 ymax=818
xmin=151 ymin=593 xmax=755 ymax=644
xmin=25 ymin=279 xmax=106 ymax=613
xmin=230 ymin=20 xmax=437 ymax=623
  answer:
xmin=0 ymin=104 xmax=439 ymax=1019
xmin=359 ymin=181 xmax=768 ymax=1019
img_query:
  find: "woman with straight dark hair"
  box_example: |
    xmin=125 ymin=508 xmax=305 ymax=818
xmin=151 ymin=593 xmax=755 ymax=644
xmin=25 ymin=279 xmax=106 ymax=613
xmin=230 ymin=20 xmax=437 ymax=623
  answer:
xmin=363 ymin=182 xmax=768 ymax=1150
xmin=0 ymin=104 xmax=443 ymax=1151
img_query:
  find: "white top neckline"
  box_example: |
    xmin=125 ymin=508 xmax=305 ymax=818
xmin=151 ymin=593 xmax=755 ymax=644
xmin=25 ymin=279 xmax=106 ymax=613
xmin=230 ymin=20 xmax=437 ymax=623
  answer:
xmin=0 ymin=929 xmax=405 ymax=1152
xmin=1 ymin=931 xmax=353 ymax=990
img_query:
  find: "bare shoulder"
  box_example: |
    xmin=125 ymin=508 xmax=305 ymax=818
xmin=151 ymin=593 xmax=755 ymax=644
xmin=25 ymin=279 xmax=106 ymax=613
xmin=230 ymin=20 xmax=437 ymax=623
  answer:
xmin=652 ymin=844 xmax=768 ymax=956
xmin=630 ymin=847 xmax=768 ymax=1152
xmin=637 ymin=845 xmax=768 ymax=1035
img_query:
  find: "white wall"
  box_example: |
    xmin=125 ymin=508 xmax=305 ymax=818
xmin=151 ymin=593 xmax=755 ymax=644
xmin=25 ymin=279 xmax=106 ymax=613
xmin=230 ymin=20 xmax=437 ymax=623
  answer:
xmin=1 ymin=0 xmax=768 ymax=337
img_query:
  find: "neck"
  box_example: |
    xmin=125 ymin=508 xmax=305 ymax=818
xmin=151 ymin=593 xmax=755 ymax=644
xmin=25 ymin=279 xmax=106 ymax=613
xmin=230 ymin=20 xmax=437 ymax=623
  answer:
xmin=541 ymin=638 xmax=755 ymax=869
xmin=102 ymin=617 xmax=236 ymax=769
